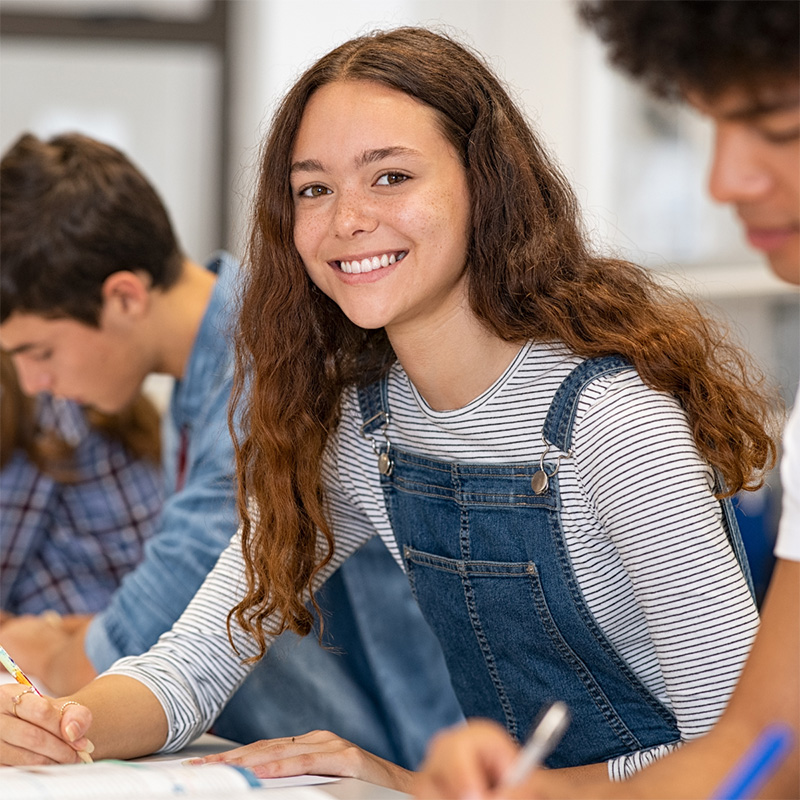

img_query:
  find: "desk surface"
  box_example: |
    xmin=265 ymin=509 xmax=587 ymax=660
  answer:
xmin=147 ymin=734 xmax=410 ymax=800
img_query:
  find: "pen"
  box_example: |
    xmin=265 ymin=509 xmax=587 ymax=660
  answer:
xmin=0 ymin=643 xmax=43 ymax=695
xmin=501 ymin=701 xmax=571 ymax=787
xmin=710 ymin=723 xmax=795 ymax=800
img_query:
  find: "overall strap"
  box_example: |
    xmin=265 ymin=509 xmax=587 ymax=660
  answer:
xmin=543 ymin=355 xmax=633 ymax=452
xmin=357 ymin=378 xmax=391 ymax=436
xmin=541 ymin=354 xmax=756 ymax=600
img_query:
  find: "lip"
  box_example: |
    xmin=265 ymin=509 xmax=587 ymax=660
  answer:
xmin=744 ymin=225 xmax=800 ymax=252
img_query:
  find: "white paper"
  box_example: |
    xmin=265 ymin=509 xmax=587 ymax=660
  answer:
xmin=1 ymin=760 xmax=336 ymax=799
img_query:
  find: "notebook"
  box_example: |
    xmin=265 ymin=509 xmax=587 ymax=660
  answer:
xmin=3 ymin=759 xmax=337 ymax=799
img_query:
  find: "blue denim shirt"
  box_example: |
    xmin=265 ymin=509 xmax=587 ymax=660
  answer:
xmin=87 ymin=252 xmax=463 ymax=768
xmin=86 ymin=252 xmax=239 ymax=660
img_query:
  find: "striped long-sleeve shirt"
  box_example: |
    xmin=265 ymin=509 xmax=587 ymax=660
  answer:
xmin=108 ymin=342 xmax=759 ymax=779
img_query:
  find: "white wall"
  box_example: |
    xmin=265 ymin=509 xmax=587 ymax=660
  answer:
xmin=0 ymin=38 xmax=221 ymax=261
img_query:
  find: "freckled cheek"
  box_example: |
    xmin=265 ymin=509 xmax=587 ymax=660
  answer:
xmin=424 ymin=194 xmax=470 ymax=263
xmin=293 ymin=221 xmax=323 ymax=267
xmin=295 ymin=204 xmax=333 ymax=245
xmin=397 ymin=188 xmax=469 ymax=241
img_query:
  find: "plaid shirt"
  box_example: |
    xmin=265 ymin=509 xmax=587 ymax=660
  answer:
xmin=0 ymin=396 xmax=164 ymax=615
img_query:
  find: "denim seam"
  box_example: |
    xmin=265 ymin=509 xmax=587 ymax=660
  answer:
xmin=524 ymin=559 xmax=642 ymax=753
xmin=459 ymin=564 xmax=519 ymax=740
xmin=550 ymin=497 xmax=679 ymax=730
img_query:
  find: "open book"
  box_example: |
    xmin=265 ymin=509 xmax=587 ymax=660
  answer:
xmin=3 ymin=759 xmax=337 ymax=799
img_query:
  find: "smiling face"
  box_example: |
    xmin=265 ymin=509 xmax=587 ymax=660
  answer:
xmin=689 ymin=83 xmax=800 ymax=284
xmin=290 ymin=80 xmax=473 ymax=341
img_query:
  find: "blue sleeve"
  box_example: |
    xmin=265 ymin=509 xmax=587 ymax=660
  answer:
xmin=86 ymin=382 xmax=238 ymax=671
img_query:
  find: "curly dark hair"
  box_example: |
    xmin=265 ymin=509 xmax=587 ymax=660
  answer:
xmin=579 ymin=0 xmax=800 ymax=99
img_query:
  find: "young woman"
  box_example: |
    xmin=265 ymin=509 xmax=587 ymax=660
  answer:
xmin=0 ymin=27 xmax=776 ymax=788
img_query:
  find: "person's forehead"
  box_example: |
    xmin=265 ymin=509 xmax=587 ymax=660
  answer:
xmin=687 ymin=80 xmax=800 ymax=120
xmin=0 ymin=312 xmax=80 ymax=353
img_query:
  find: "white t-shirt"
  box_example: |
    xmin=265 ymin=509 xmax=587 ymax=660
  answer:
xmin=775 ymin=387 xmax=800 ymax=562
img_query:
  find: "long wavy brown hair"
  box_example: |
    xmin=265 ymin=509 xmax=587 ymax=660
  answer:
xmin=229 ymin=27 xmax=778 ymax=658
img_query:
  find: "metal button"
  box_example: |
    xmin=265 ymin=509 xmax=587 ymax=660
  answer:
xmin=531 ymin=470 xmax=548 ymax=495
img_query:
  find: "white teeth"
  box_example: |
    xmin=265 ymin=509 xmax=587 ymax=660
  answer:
xmin=338 ymin=252 xmax=405 ymax=273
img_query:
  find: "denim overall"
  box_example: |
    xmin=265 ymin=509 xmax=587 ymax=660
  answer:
xmin=357 ymin=355 xmax=755 ymax=767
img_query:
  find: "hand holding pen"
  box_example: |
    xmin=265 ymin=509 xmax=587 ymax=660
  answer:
xmin=0 ymin=643 xmax=94 ymax=765
xmin=415 ymin=701 xmax=571 ymax=799
xmin=501 ymin=702 xmax=571 ymax=788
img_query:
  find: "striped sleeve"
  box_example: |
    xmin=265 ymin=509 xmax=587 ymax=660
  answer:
xmin=572 ymin=371 xmax=759 ymax=779
xmin=104 ymin=499 xmax=374 ymax=751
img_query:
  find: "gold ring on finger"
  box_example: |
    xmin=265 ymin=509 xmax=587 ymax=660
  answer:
xmin=11 ymin=687 xmax=35 ymax=718
xmin=60 ymin=700 xmax=82 ymax=716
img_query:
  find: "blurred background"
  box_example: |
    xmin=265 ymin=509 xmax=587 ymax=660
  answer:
xmin=2 ymin=0 xmax=797 ymax=599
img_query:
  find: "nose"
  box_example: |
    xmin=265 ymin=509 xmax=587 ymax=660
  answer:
xmin=14 ymin=357 xmax=53 ymax=396
xmin=708 ymin=123 xmax=773 ymax=205
xmin=330 ymin=187 xmax=378 ymax=238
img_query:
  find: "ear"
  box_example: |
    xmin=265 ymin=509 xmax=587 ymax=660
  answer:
xmin=100 ymin=271 xmax=151 ymax=324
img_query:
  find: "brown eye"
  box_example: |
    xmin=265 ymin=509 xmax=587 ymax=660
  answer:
xmin=376 ymin=172 xmax=409 ymax=186
xmin=299 ymin=184 xmax=331 ymax=198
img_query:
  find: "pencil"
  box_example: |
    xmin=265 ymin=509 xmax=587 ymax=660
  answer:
xmin=0 ymin=644 xmax=43 ymax=695
xmin=1 ymin=643 xmax=94 ymax=763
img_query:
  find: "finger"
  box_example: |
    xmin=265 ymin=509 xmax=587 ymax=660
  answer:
xmin=245 ymin=747 xmax=362 ymax=780
xmin=186 ymin=735 xmax=300 ymax=766
xmin=418 ymin=721 xmax=518 ymax=800
xmin=1 ymin=689 xmax=91 ymax=766
xmin=190 ymin=730 xmax=340 ymax=766
xmin=2 ymin=688 xmax=60 ymax=736
xmin=244 ymin=743 xmax=413 ymax=792
xmin=201 ymin=735 xmax=357 ymax=777
xmin=59 ymin=702 xmax=94 ymax=753
xmin=0 ymin=714 xmax=83 ymax=766
xmin=0 ymin=739 xmax=63 ymax=767
xmin=9 ymin=692 xmax=95 ymax=754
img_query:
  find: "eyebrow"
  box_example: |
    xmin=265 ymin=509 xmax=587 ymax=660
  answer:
xmin=290 ymin=146 xmax=422 ymax=175
xmin=724 ymin=95 xmax=800 ymax=121
xmin=290 ymin=158 xmax=325 ymax=175
xmin=0 ymin=342 xmax=40 ymax=356
xmin=1 ymin=343 xmax=35 ymax=357
xmin=355 ymin=146 xmax=421 ymax=167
